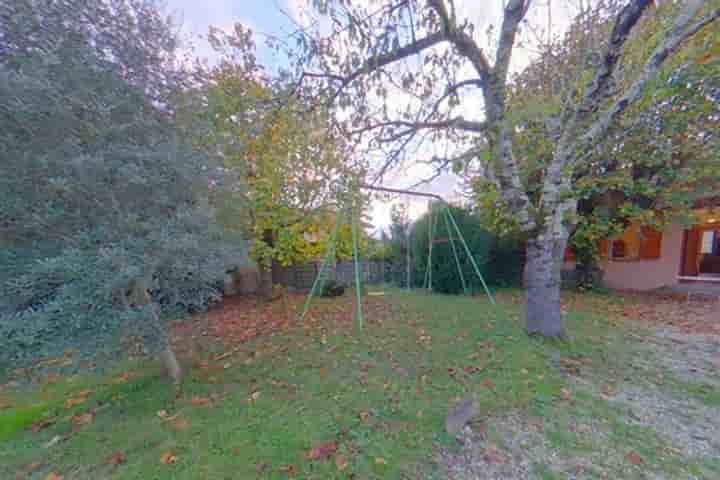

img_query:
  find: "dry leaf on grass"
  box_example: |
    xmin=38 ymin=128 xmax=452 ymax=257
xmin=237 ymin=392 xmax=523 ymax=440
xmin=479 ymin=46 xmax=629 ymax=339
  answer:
xmin=44 ymin=473 xmax=63 ymax=480
xmin=305 ymin=441 xmax=338 ymax=461
xmin=31 ymin=418 xmax=56 ymax=432
xmin=160 ymin=450 xmax=178 ymax=465
xmin=71 ymin=412 xmax=95 ymax=426
xmin=374 ymin=457 xmax=387 ymax=465
xmin=189 ymin=395 xmax=211 ymax=407
xmin=167 ymin=414 xmax=190 ymax=431
xmin=64 ymin=389 xmax=92 ymax=408
xmin=280 ymin=464 xmax=299 ymax=477
xmin=112 ymin=372 xmax=132 ymax=385
xmin=335 ymin=454 xmax=349 ymax=471
xmin=106 ymin=451 xmax=127 ymax=466
xmin=627 ymin=450 xmax=645 ymax=465
xmin=0 ymin=396 xmax=11 ymax=410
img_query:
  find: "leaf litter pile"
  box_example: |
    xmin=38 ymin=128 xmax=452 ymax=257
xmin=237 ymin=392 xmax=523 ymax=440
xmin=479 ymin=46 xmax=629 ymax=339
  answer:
xmin=2 ymin=289 xmax=720 ymax=479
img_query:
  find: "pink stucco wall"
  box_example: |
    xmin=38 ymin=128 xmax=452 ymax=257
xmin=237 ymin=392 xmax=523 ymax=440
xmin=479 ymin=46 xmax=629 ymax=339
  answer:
xmin=600 ymin=223 xmax=684 ymax=290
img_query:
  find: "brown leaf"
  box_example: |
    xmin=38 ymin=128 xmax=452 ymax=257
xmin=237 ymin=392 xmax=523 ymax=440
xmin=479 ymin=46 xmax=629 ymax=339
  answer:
xmin=64 ymin=389 xmax=92 ymax=408
xmin=335 ymin=454 xmax=349 ymax=471
xmin=167 ymin=414 xmax=190 ymax=431
xmin=31 ymin=418 xmax=56 ymax=433
xmin=280 ymin=464 xmax=299 ymax=477
xmin=627 ymin=450 xmax=645 ymax=465
xmin=481 ymin=378 xmax=496 ymax=389
xmin=319 ymin=367 xmax=329 ymax=378
xmin=71 ymin=412 xmax=95 ymax=426
xmin=160 ymin=450 xmax=178 ymax=465
xmin=305 ymin=441 xmax=338 ymax=461
xmin=106 ymin=451 xmax=127 ymax=466
xmin=0 ymin=396 xmax=11 ymax=410
xmin=374 ymin=457 xmax=387 ymax=465
xmin=112 ymin=372 xmax=132 ymax=385
xmin=189 ymin=395 xmax=211 ymax=407
xmin=44 ymin=473 xmax=63 ymax=480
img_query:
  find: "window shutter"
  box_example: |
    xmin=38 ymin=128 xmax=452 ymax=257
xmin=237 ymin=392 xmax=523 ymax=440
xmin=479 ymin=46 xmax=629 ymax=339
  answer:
xmin=599 ymin=239 xmax=610 ymax=257
xmin=639 ymin=227 xmax=662 ymax=259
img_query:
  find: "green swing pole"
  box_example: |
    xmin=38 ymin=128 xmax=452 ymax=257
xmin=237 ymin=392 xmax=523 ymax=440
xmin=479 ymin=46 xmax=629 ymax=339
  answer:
xmin=445 ymin=205 xmax=496 ymax=305
xmin=424 ymin=203 xmax=431 ymax=290
xmin=351 ymin=197 xmax=364 ymax=330
xmin=425 ymin=201 xmax=439 ymax=291
xmin=443 ymin=207 xmax=468 ymax=295
xmin=300 ymin=207 xmax=345 ymax=322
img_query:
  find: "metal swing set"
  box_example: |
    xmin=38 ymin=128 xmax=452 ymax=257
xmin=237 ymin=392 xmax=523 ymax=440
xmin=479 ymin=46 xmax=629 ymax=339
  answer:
xmin=299 ymin=183 xmax=495 ymax=329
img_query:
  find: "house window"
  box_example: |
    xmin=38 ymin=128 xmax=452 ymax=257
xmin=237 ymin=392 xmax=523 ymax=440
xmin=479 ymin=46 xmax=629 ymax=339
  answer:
xmin=603 ymin=222 xmax=663 ymax=261
xmin=611 ymin=240 xmax=627 ymax=259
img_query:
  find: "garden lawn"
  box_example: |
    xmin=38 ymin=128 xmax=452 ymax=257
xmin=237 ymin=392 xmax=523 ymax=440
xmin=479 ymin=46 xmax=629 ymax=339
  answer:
xmin=1 ymin=289 xmax=717 ymax=479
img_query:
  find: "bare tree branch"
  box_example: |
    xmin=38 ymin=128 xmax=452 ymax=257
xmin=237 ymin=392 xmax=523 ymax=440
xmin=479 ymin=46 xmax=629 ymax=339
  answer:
xmin=349 ymin=117 xmax=487 ymax=138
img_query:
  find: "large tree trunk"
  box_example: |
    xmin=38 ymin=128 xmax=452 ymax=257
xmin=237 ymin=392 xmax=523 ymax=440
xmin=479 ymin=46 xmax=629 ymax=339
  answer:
xmin=525 ymin=237 xmax=567 ymax=337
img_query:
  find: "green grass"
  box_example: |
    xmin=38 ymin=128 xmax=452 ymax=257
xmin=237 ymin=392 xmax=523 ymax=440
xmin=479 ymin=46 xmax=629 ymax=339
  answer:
xmin=0 ymin=289 xmax=711 ymax=479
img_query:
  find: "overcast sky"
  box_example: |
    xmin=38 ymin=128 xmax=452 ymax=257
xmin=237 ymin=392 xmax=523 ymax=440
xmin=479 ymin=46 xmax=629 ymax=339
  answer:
xmin=167 ymin=0 xmax=577 ymax=230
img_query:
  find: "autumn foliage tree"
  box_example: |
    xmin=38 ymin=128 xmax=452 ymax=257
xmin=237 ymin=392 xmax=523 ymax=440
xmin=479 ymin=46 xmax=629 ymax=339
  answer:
xmin=190 ymin=25 xmax=365 ymax=297
xmin=297 ymin=0 xmax=719 ymax=336
xmin=486 ymin=0 xmax=720 ymax=287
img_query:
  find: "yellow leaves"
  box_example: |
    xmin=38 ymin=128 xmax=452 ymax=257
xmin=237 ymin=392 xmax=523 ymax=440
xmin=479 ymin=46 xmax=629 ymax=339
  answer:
xmin=44 ymin=473 xmax=64 ymax=480
xmin=374 ymin=457 xmax=387 ymax=465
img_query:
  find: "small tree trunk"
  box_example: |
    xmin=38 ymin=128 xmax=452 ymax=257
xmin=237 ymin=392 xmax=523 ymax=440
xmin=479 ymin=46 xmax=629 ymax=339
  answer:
xmin=258 ymin=264 xmax=273 ymax=299
xmin=159 ymin=346 xmax=183 ymax=384
xmin=525 ymin=238 xmax=566 ymax=337
xmin=127 ymin=280 xmax=184 ymax=383
xmin=258 ymin=229 xmax=275 ymax=300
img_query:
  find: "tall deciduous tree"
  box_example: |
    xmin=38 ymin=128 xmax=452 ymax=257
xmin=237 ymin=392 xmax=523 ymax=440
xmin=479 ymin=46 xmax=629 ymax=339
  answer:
xmin=0 ymin=0 xmax=243 ymax=379
xmin=189 ymin=25 xmax=365 ymax=298
xmin=297 ymin=0 xmax=719 ymax=336
xmin=489 ymin=0 xmax=720 ymax=287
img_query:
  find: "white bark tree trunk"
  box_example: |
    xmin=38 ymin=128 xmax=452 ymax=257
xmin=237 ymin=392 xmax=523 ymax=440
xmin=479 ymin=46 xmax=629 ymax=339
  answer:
xmin=525 ymin=235 xmax=568 ymax=337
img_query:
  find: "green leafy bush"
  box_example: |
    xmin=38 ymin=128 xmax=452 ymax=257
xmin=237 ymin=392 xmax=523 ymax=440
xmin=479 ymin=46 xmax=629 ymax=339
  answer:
xmin=0 ymin=2 xmax=245 ymax=370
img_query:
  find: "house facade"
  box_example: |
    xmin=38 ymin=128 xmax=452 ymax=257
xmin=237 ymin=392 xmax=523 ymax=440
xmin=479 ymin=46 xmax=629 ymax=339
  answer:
xmin=566 ymin=202 xmax=720 ymax=291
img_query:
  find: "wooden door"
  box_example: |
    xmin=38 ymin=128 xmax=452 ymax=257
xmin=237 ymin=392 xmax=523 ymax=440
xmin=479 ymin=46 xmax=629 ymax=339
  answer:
xmin=681 ymin=228 xmax=702 ymax=276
